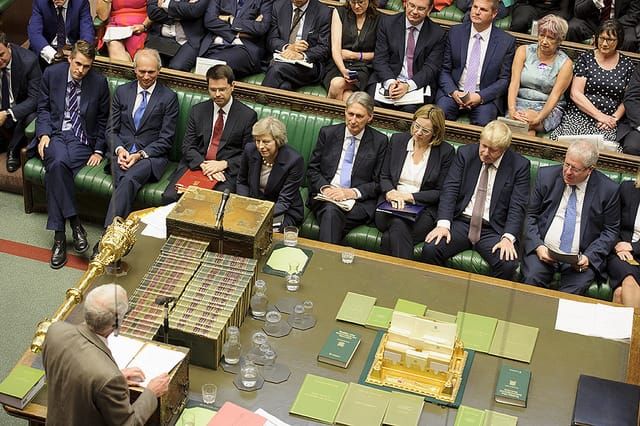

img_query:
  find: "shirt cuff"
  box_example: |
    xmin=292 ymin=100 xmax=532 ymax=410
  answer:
xmin=383 ymin=79 xmax=395 ymax=90
xmin=502 ymin=233 xmax=516 ymax=243
xmin=7 ymin=109 xmax=16 ymax=122
xmin=139 ymin=150 xmax=149 ymax=159
xmin=406 ymin=80 xmax=417 ymax=92
xmin=94 ymin=150 xmax=103 ymax=155
xmin=161 ymin=0 xmax=171 ymax=8
xmin=352 ymin=188 xmax=361 ymax=199
xmin=41 ymin=46 xmax=57 ymax=64
xmin=213 ymin=36 xmax=224 ymax=45
xmin=115 ymin=145 xmax=125 ymax=155
xmin=437 ymin=219 xmax=451 ymax=230
xmin=593 ymin=0 xmax=604 ymax=8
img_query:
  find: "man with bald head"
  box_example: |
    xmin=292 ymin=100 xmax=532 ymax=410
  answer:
xmin=522 ymin=140 xmax=620 ymax=294
xmin=43 ymin=284 xmax=170 ymax=425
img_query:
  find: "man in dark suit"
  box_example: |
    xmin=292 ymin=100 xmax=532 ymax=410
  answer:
xmin=261 ymin=0 xmax=331 ymax=90
xmin=43 ymin=284 xmax=170 ymax=426
xmin=0 ymin=32 xmax=42 ymax=172
xmin=436 ymin=0 xmax=515 ymax=126
xmin=307 ymin=92 xmax=388 ymax=244
xmin=35 ymin=41 xmax=109 ymax=269
xmin=200 ymin=0 xmax=273 ymax=78
xmin=522 ymin=140 xmax=620 ymax=294
xmin=162 ymin=64 xmax=257 ymax=203
xmin=421 ymin=120 xmax=530 ymax=280
xmin=567 ymin=0 xmax=640 ymax=52
xmin=27 ymin=0 xmax=94 ymax=66
xmin=369 ymin=0 xmax=445 ymax=112
xmin=618 ymin=63 xmax=640 ymax=155
xmin=510 ymin=0 xmax=572 ymax=33
xmin=100 ymin=49 xmax=178 ymax=247
xmin=146 ymin=0 xmax=208 ymax=72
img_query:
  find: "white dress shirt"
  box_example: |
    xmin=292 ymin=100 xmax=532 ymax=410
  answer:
xmin=544 ymin=178 xmax=589 ymax=253
xmin=161 ymin=0 xmax=188 ymax=45
xmin=396 ymin=139 xmax=431 ymax=194
xmin=329 ymin=128 xmax=365 ymax=198
xmin=383 ymin=19 xmax=424 ymax=92
xmin=458 ymin=25 xmax=492 ymax=92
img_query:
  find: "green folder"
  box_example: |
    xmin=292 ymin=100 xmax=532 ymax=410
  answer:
xmin=290 ymin=374 xmax=349 ymax=424
xmin=394 ymin=299 xmax=427 ymax=316
xmin=335 ymin=383 xmax=390 ymax=426
xmin=456 ymin=312 xmax=499 ymax=353
xmin=425 ymin=309 xmax=457 ymax=323
xmin=483 ymin=410 xmax=518 ymax=426
xmin=336 ymin=292 xmax=377 ymax=325
xmin=366 ymin=306 xmax=394 ymax=330
xmin=176 ymin=406 xmax=216 ymax=425
xmin=454 ymin=405 xmax=486 ymax=426
xmin=488 ymin=320 xmax=539 ymax=363
xmin=382 ymin=391 xmax=424 ymax=426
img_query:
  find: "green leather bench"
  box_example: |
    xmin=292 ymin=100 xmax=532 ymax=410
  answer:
xmin=384 ymin=2 xmax=511 ymax=30
xmin=0 ymin=0 xmax=15 ymax=14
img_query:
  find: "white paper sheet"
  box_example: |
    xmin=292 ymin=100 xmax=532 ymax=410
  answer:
xmin=107 ymin=334 xmax=145 ymax=369
xmin=254 ymin=408 xmax=290 ymax=426
xmin=103 ymin=26 xmax=133 ymax=42
xmin=126 ymin=343 xmax=186 ymax=386
xmin=555 ymin=299 xmax=633 ymax=341
xmin=195 ymin=57 xmax=227 ymax=75
xmin=374 ymin=82 xmax=430 ymax=106
xmin=140 ymin=203 xmax=176 ymax=239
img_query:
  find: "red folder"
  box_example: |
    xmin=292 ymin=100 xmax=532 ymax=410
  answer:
xmin=175 ymin=169 xmax=218 ymax=194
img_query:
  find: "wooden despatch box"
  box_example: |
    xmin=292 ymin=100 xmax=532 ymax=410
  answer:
xmin=166 ymin=187 xmax=274 ymax=259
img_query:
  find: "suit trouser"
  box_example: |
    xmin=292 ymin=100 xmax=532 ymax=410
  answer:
xmin=420 ymin=218 xmax=519 ymax=280
xmin=607 ymin=253 xmax=640 ymax=291
xmin=44 ymin=131 xmax=93 ymax=231
xmin=437 ymin=96 xmax=499 ymax=126
xmin=521 ymin=252 xmax=595 ymax=295
xmin=0 ymin=112 xmax=36 ymax=154
xmin=202 ymin=45 xmax=258 ymax=78
xmin=262 ymin=62 xmax=321 ymax=91
xmin=621 ymin=128 xmax=640 ymax=156
xmin=104 ymin=158 xmax=155 ymax=228
xmin=168 ymin=43 xmax=199 ymax=72
xmin=312 ymin=201 xmax=369 ymax=245
xmin=375 ymin=208 xmax=436 ymax=260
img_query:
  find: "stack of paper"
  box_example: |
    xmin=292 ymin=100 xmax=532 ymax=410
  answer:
xmin=555 ymin=299 xmax=634 ymax=340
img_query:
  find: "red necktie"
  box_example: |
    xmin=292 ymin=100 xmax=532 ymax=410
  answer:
xmin=205 ymin=109 xmax=224 ymax=160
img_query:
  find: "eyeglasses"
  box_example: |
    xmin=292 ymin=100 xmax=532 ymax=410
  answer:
xmin=599 ymin=36 xmax=618 ymax=44
xmin=412 ymin=122 xmax=433 ymax=135
xmin=563 ymin=162 xmax=590 ymax=173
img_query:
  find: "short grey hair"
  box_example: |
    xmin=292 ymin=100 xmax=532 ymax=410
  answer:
xmin=346 ymin=91 xmax=374 ymax=115
xmin=566 ymin=140 xmax=599 ymax=168
xmin=84 ymin=284 xmax=128 ymax=335
xmin=538 ymin=14 xmax=569 ymax=42
xmin=252 ymin=116 xmax=288 ymax=148
xmin=133 ymin=48 xmax=162 ymax=70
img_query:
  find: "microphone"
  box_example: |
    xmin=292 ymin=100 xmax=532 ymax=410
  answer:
xmin=113 ymin=285 xmax=119 ymax=337
xmin=155 ymin=295 xmax=176 ymax=305
xmin=214 ymin=189 xmax=231 ymax=229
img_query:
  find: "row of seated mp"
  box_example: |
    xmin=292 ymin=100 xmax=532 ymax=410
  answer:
xmin=20 ymin=73 xmax=629 ymax=301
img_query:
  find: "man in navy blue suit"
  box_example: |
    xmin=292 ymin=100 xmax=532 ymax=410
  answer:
xmin=28 ymin=0 xmax=94 ymax=66
xmin=436 ymin=0 xmax=515 ymax=126
xmin=261 ymin=0 xmax=331 ymax=90
xmin=200 ymin=0 xmax=273 ymax=78
xmin=96 ymin=49 xmax=178 ymax=256
xmin=146 ymin=0 xmax=208 ymax=72
xmin=368 ymin=0 xmax=446 ymax=112
xmin=421 ymin=120 xmax=530 ymax=280
xmin=307 ymin=92 xmax=388 ymax=244
xmin=35 ymin=41 xmax=109 ymax=269
xmin=0 ymin=32 xmax=41 ymax=172
xmin=522 ymin=140 xmax=620 ymax=294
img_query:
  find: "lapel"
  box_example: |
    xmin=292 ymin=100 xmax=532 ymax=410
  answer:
xmin=481 ymin=26 xmax=498 ymax=82
xmin=301 ymin=0 xmax=316 ymax=39
xmin=463 ymin=149 xmax=482 ymax=207
xmin=414 ymin=19 xmax=429 ymax=63
xmin=265 ymin=147 xmax=287 ymax=195
xmin=56 ymin=64 xmax=71 ymax=115
xmin=421 ymin=143 xmax=440 ymax=188
xmin=398 ymin=14 xmax=407 ymax=61
xmin=490 ymin=151 xmax=510 ymax=214
xmin=202 ymin=100 xmax=215 ymax=151
xmin=352 ymin=126 xmax=372 ymax=176
xmin=136 ymin=84 xmax=161 ymax=131
xmin=460 ymin=23 xmax=472 ymax=65
xmin=282 ymin=3 xmax=293 ymax=39
xmin=327 ymin=124 xmax=345 ymax=178
xmin=392 ymin=134 xmax=410 ymax=184
xmin=547 ymin=170 xmax=566 ymax=225
xmin=77 ymin=324 xmax=117 ymax=367
xmin=219 ymin=100 xmax=237 ymax=151
xmin=249 ymin=148 xmax=262 ymax=196
xmin=580 ymin=172 xmax=597 ymax=240
xmin=9 ymin=49 xmax=22 ymax=95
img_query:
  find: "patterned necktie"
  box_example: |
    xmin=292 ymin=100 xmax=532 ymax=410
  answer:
xmin=67 ymin=80 xmax=88 ymax=145
xmin=559 ymin=186 xmax=577 ymax=253
xmin=1 ymin=69 xmax=9 ymax=111
xmin=600 ymin=0 xmax=613 ymax=22
xmin=339 ymin=136 xmax=356 ymax=188
xmin=468 ymin=163 xmax=489 ymax=245
xmin=289 ymin=8 xmax=302 ymax=44
xmin=56 ymin=6 xmax=66 ymax=50
xmin=406 ymin=26 xmax=417 ymax=79
xmin=133 ymin=90 xmax=148 ymax=131
xmin=464 ymin=33 xmax=482 ymax=93
xmin=205 ymin=109 xmax=225 ymax=160
xmin=237 ymin=0 xmax=245 ymax=11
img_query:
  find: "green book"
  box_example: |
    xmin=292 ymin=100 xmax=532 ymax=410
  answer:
xmin=489 ymin=320 xmax=539 ymax=363
xmin=383 ymin=391 xmax=424 ymax=426
xmin=394 ymin=299 xmax=427 ymax=316
xmin=290 ymin=374 xmax=349 ymax=424
xmin=425 ymin=309 xmax=457 ymax=323
xmin=495 ymin=364 xmax=531 ymax=407
xmin=366 ymin=306 xmax=394 ymax=330
xmin=456 ymin=312 xmax=499 ymax=353
xmin=483 ymin=410 xmax=518 ymax=426
xmin=335 ymin=383 xmax=390 ymax=426
xmin=318 ymin=328 xmax=362 ymax=368
xmin=0 ymin=365 xmax=45 ymax=409
xmin=454 ymin=405 xmax=486 ymax=426
xmin=336 ymin=292 xmax=377 ymax=325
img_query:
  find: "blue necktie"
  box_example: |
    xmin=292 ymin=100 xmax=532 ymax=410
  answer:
xmin=559 ymin=186 xmax=577 ymax=253
xmin=340 ymin=136 xmax=356 ymax=188
xmin=67 ymin=80 xmax=87 ymax=145
xmin=133 ymin=90 xmax=148 ymax=131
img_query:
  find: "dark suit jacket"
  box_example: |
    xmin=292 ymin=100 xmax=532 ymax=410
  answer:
xmin=5 ymin=44 xmax=41 ymax=122
xmin=617 ymin=180 xmax=640 ymax=256
xmin=372 ymin=13 xmax=445 ymax=102
xmin=620 ymin=63 xmax=640 ymax=140
xmin=35 ymin=62 xmax=110 ymax=154
xmin=200 ymin=0 xmax=273 ymax=64
xmin=574 ymin=0 xmax=640 ymax=30
xmin=237 ymin=143 xmax=305 ymax=225
xmin=379 ymin=133 xmax=455 ymax=206
xmin=524 ymin=165 xmax=620 ymax=273
xmin=176 ymin=98 xmax=257 ymax=185
xmin=43 ymin=322 xmax=157 ymax=426
xmin=146 ymin=0 xmax=208 ymax=51
xmin=438 ymin=143 xmax=530 ymax=239
xmin=266 ymin=0 xmax=331 ymax=67
xmin=107 ymin=80 xmax=179 ymax=180
xmin=307 ymin=123 xmax=388 ymax=219
xmin=437 ymin=22 xmax=516 ymax=114
xmin=27 ymin=0 xmax=95 ymax=55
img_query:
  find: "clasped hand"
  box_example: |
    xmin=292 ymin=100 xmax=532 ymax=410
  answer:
xmin=386 ymin=189 xmax=413 ymax=210
xmin=117 ymin=149 xmax=141 ymax=170
xmin=452 ymin=90 xmax=481 ymax=109
xmin=281 ymin=41 xmax=307 ymax=60
xmin=200 ymin=160 xmax=227 ymax=182
xmin=387 ymin=80 xmax=409 ymax=100
xmin=615 ymin=241 xmax=634 ymax=261
xmin=321 ymin=186 xmax=354 ymax=202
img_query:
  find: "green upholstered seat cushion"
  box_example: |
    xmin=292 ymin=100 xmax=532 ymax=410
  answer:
xmin=240 ymin=73 xmax=327 ymax=97
xmin=384 ymin=0 xmax=404 ymax=12
xmin=0 ymin=0 xmax=15 ymax=13
xmin=431 ymin=5 xmax=464 ymax=22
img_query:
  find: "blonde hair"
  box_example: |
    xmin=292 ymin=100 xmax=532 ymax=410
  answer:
xmin=480 ymin=120 xmax=512 ymax=150
xmin=252 ymin=116 xmax=288 ymax=148
xmin=412 ymin=104 xmax=446 ymax=146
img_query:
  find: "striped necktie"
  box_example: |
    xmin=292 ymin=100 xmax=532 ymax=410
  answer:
xmin=67 ymin=80 xmax=88 ymax=145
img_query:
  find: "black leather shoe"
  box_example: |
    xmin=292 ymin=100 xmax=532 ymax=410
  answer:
xmin=90 ymin=241 xmax=100 ymax=260
xmin=72 ymin=224 xmax=89 ymax=253
xmin=50 ymin=240 xmax=67 ymax=269
xmin=6 ymin=151 xmax=19 ymax=173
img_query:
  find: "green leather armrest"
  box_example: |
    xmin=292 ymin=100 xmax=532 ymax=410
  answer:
xmin=0 ymin=0 xmax=15 ymax=14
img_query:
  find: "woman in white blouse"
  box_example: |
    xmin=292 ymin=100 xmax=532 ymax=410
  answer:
xmin=375 ymin=105 xmax=455 ymax=259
